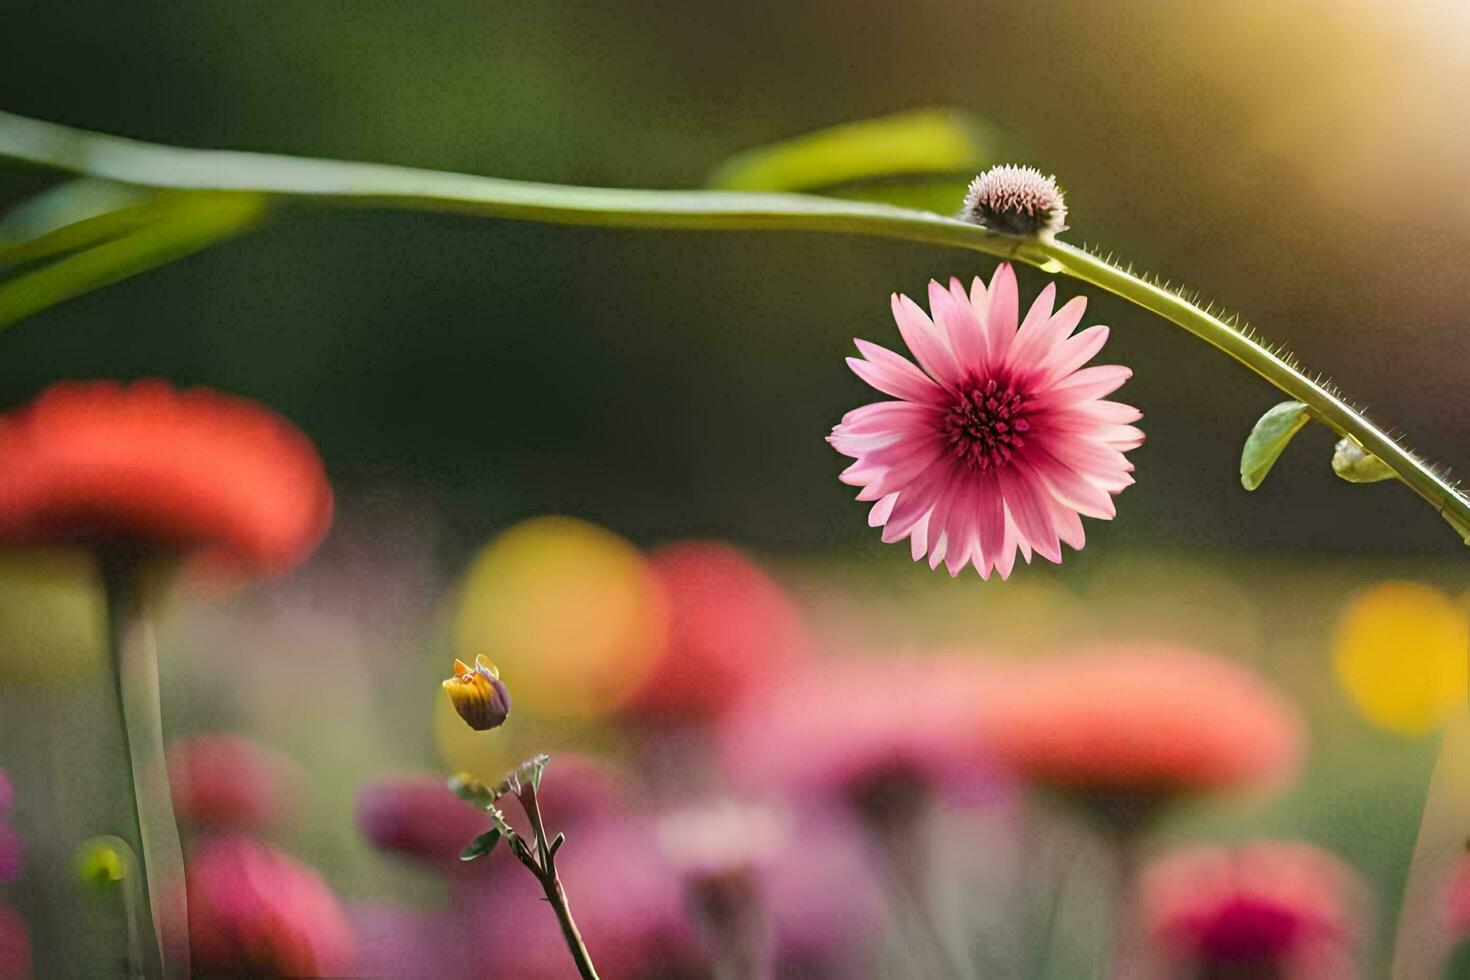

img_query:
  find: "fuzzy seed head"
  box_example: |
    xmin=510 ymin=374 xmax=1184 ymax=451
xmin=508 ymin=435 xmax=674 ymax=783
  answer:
xmin=962 ymin=165 xmax=1068 ymax=236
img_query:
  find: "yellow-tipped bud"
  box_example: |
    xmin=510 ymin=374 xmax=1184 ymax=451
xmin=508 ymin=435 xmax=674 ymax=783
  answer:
xmin=442 ymin=655 xmax=512 ymax=731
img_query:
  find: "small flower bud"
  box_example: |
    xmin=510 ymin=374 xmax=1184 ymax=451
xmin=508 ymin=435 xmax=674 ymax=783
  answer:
xmin=961 ymin=164 xmax=1068 ymax=236
xmin=442 ymin=655 xmax=512 ymax=731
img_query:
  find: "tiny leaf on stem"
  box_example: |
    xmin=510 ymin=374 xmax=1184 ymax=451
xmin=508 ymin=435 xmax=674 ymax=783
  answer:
xmin=459 ymin=829 xmax=502 ymax=861
xmin=1240 ymin=401 xmax=1311 ymax=491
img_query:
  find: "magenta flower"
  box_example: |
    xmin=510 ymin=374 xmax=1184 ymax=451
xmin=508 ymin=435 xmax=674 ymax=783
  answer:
xmin=182 ymin=834 xmax=355 ymax=977
xmin=1141 ymin=841 xmax=1365 ymax=979
xmin=829 ymin=264 xmax=1143 ymax=577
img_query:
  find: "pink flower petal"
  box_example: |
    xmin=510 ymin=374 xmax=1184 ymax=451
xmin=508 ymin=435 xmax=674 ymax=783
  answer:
xmin=849 ymin=340 xmax=946 ymax=404
xmin=985 ymin=264 xmax=1020 ymax=364
xmin=1038 ymin=324 xmax=1110 ymax=384
xmin=891 ymin=294 xmax=963 ymax=388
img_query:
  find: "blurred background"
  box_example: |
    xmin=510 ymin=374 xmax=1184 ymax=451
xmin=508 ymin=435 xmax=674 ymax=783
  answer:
xmin=1 ymin=0 xmax=1469 ymax=976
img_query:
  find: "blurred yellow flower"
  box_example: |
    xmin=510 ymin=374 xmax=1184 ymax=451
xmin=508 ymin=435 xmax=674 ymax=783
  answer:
xmin=1333 ymin=582 xmax=1467 ymax=736
xmin=452 ymin=516 xmax=667 ymax=721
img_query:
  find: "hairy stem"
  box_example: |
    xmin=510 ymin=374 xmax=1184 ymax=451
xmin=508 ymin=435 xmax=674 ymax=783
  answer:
xmin=2 ymin=109 xmax=1464 ymax=541
xmin=100 ymin=556 xmax=190 ymax=979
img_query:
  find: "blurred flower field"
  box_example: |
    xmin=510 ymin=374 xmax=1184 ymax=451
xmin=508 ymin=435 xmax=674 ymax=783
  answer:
xmin=2 ymin=490 xmax=1464 ymax=976
xmin=2 ymin=2 xmax=1470 ymax=977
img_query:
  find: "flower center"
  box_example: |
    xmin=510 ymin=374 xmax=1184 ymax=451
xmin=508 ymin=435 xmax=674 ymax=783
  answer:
xmin=942 ymin=379 xmax=1029 ymax=470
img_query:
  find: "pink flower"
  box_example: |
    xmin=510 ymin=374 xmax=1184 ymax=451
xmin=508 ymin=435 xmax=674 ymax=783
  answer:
xmin=1141 ymin=841 xmax=1365 ymax=979
xmin=356 ymin=776 xmax=494 ymax=868
xmin=829 ymin=264 xmax=1142 ymax=578
xmin=719 ymin=657 xmax=1003 ymax=813
xmin=1443 ymin=853 xmax=1470 ymax=937
xmin=183 ymin=834 xmax=355 ymax=977
xmin=167 ymin=734 xmax=302 ymax=831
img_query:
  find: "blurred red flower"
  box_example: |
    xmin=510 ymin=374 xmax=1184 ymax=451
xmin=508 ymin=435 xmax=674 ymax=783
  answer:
xmin=978 ymin=646 xmax=1303 ymax=799
xmin=624 ymin=542 xmax=806 ymax=723
xmin=167 ymin=734 xmax=301 ymax=831
xmin=184 ymin=834 xmax=354 ymax=977
xmin=0 ymin=904 xmax=29 ymax=978
xmin=0 ymin=380 xmax=331 ymax=576
xmin=1141 ymin=841 xmax=1365 ymax=979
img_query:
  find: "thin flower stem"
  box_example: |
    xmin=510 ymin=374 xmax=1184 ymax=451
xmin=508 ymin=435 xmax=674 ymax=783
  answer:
xmin=502 ymin=787 xmax=599 ymax=980
xmin=3 ymin=109 xmax=1465 ymax=542
xmin=100 ymin=556 xmax=190 ymax=979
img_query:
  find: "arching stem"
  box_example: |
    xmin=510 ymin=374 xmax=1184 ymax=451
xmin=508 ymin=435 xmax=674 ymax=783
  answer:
xmin=2 ymin=110 xmax=1465 ymax=542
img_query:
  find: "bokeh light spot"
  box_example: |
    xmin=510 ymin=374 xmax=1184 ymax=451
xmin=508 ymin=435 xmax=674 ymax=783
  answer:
xmin=452 ymin=516 xmax=667 ymax=721
xmin=1333 ymin=581 xmax=1467 ymax=736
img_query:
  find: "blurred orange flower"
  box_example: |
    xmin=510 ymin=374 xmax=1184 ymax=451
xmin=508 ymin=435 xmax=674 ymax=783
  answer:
xmin=0 ymin=380 xmax=332 ymax=576
xmin=1141 ymin=841 xmax=1365 ymax=979
xmin=978 ymin=647 xmax=1303 ymax=801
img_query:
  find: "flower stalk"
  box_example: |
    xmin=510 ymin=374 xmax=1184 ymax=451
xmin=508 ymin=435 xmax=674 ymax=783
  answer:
xmin=452 ymin=763 xmax=599 ymax=980
xmin=1 ymin=109 xmax=1465 ymax=542
xmin=99 ymin=555 xmax=189 ymax=979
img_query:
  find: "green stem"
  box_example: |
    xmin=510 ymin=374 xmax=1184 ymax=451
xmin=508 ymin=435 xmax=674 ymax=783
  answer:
xmin=101 ymin=556 xmax=190 ymax=979
xmin=2 ymin=109 xmax=1465 ymax=542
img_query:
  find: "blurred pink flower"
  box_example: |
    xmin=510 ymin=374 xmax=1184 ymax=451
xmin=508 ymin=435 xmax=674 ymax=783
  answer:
xmin=167 ymin=734 xmax=301 ymax=831
xmin=829 ymin=264 xmax=1142 ymax=578
xmin=349 ymin=903 xmax=464 ymax=978
xmin=356 ymin=775 xmax=494 ymax=867
xmin=183 ymin=834 xmax=355 ymax=977
xmin=624 ymin=542 xmax=806 ymax=723
xmin=1141 ymin=841 xmax=1365 ymax=979
xmin=360 ymin=755 xmax=625 ymax=872
xmin=978 ymin=647 xmax=1303 ymax=799
xmin=1443 ymin=853 xmax=1470 ymax=936
xmin=0 ymin=823 xmax=19 ymax=884
xmin=0 ymin=904 xmax=29 ymax=978
xmin=719 ymin=657 xmax=1002 ymax=815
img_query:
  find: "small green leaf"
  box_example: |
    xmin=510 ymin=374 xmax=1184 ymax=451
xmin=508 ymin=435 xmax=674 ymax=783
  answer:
xmin=448 ymin=772 xmax=494 ymax=809
xmin=459 ymin=829 xmax=501 ymax=861
xmin=707 ymin=108 xmax=999 ymax=196
xmin=1240 ymin=401 xmax=1311 ymax=490
xmin=1332 ymin=436 xmax=1396 ymax=484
